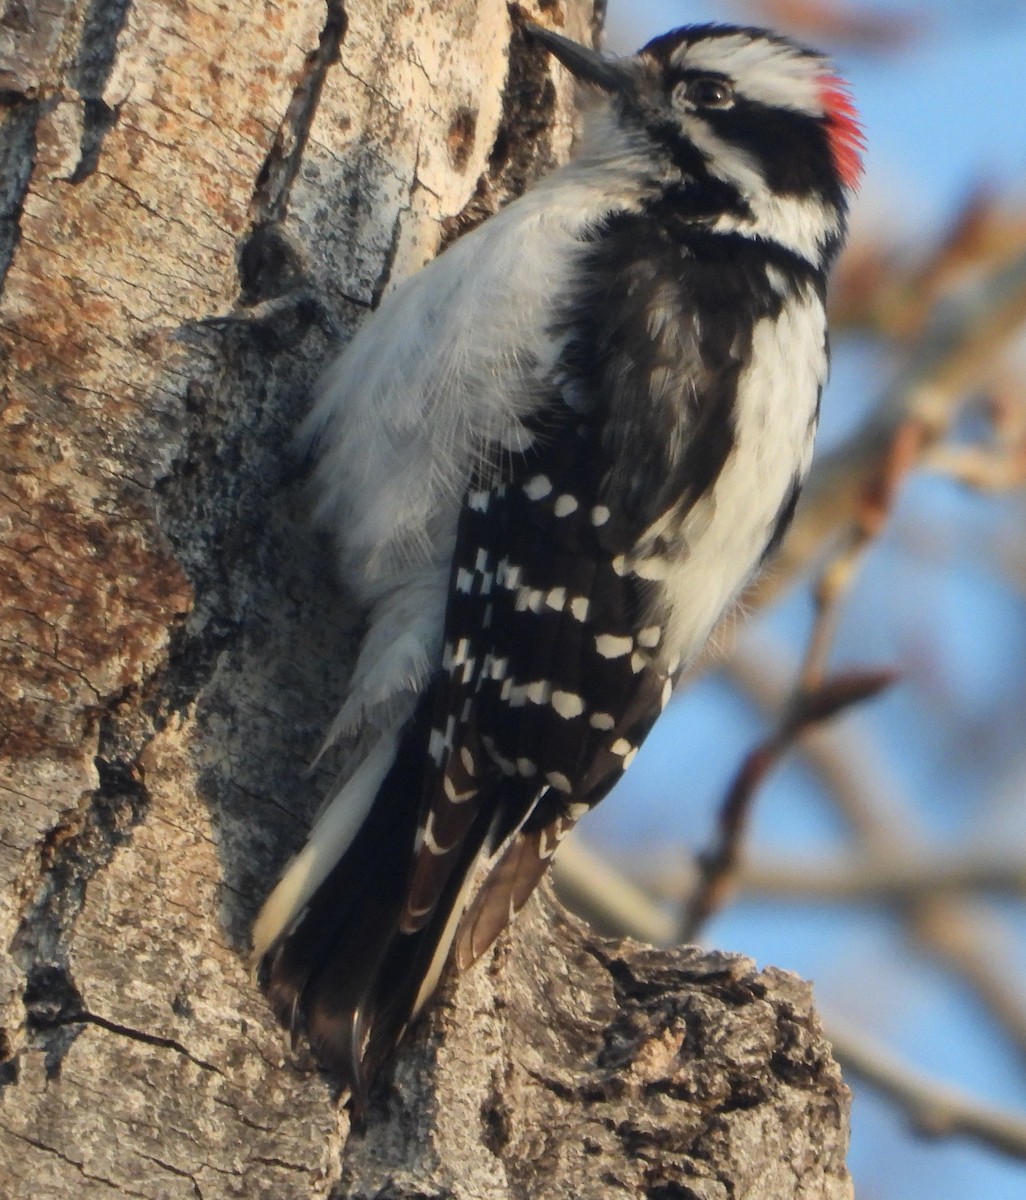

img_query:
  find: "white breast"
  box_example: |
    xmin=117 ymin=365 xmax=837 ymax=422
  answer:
xmin=657 ymin=284 xmax=826 ymax=661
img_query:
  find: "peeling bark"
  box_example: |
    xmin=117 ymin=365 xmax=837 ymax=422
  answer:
xmin=0 ymin=2 xmax=852 ymax=1196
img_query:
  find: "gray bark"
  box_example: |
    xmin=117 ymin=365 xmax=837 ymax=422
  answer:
xmin=0 ymin=0 xmax=852 ymax=1195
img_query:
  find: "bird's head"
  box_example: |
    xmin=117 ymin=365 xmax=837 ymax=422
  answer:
xmin=525 ymin=22 xmax=864 ymax=266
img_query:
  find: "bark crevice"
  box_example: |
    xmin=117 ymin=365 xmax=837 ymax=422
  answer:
xmin=0 ymin=95 xmax=40 ymax=286
xmin=251 ymin=0 xmax=349 ymax=225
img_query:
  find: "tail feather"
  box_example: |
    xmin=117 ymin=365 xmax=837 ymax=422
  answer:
xmin=257 ymin=700 xmax=431 ymax=1095
xmin=455 ymin=806 xmax=579 ymax=970
xmin=251 ymin=730 xmax=400 ymax=964
xmin=255 ymin=674 xmax=580 ymax=1108
xmin=256 ymin=700 xmax=508 ymax=1107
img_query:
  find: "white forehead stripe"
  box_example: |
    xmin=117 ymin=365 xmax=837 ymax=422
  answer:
xmin=672 ymin=34 xmax=826 ymax=117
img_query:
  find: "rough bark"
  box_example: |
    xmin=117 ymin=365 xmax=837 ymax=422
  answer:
xmin=0 ymin=1 xmax=852 ymax=1196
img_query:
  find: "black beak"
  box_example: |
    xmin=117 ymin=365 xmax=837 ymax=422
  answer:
xmin=522 ymin=23 xmax=631 ymax=94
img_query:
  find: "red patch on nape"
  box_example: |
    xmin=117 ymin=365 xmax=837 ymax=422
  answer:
xmin=819 ymin=75 xmax=865 ymax=191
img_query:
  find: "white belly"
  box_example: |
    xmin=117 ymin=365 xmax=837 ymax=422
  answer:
xmin=658 ymin=287 xmax=826 ymax=661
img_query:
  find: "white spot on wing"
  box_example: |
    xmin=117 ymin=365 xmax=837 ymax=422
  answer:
xmin=634 ymin=558 xmax=669 ymax=581
xmin=482 ymin=735 xmax=516 ymax=776
xmin=524 ymin=475 xmax=552 ymax=501
xmin=545 ymin=587 xmax=566 ymax=611
xmin=443 ymin=774 xmax=474 ymax=803
xmin=497 ymin=558 xmax=521 ymax=589
xmin=515 ymin=587 xmax=545 ymax=613
xmin=450 ymin=638 xmax=470 ymax=668
xmin=595 ymin=633 xmax=633 ymax=659
xmin=553 ymin=494 xmax=579 ymax=518
xmin=570 ymin=596 xmax=590 ymax=622
xmin=551 ymin=690 xmax=585 ymax=719
xmin=429 ymin=728 xmax=446 ymax=764
xmin=422 ymin=810 xmax=448 ymax=856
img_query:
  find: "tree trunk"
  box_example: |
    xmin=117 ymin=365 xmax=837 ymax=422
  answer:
xmin=0 ymin=1 xmax=852 ymax=1196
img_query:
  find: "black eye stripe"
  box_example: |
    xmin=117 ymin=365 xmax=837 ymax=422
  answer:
xmin=669 ymin=69 xmax=736 ymax=110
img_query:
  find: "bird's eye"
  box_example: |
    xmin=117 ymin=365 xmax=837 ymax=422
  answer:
xmin=676 ymin=76 xmax=735 ymax=110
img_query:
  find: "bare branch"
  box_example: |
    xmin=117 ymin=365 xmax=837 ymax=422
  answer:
xmin=727 ymin=637 xmax=1026 ymax=1061
xmin=833 ymin=191 xmax=1026 ymax=340
xmin=826 ymin=1014 xmax=1026 ymax=1161
xmin=641 ymin=851 xmax=1026 ymax=906
xmin=556 ymin=840 xmax=1026 ymax=937
xmin=908 ymin=898 xmax=1026 ymax=1061
xmin=553 ymin=836 xmax=677 ymax=946
xmin=677 ymin=667 xmax=894 ymax=943
xmin=743 ymin=854 xmax=1026 ymax=902
xmin=723 ymin=635 xmax=923 ymax=850
xmin=921 ymin=443 xmax=1026 ymax=491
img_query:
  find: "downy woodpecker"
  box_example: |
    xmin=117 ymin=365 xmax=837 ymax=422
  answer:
xmin=253 ymin=20 xmax=863 ymax=1107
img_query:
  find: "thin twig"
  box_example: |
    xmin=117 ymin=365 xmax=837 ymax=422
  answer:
xmin=921 ymin=443 xmax=1026 ymax=491
xmin=727 ymin=636 xmax=1026 ymax=1063
xmin=825 ymin=1013 xmax=1026 ymax=1161
xmin=677 ymin=668 xmax=894 ymax=942
xmin=639 ymin=851 xmax=1026 ymax=906
xmin=908 ymin=898 xmax=1026 ymax=1060
xmin=553 ymin=836 xmax=677 ymax=946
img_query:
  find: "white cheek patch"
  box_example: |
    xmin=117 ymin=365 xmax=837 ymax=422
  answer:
xmin=683 ymin=118 xmax=764 ymax=194
xmin=682 ymin=118 xmax=837 ymax=264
